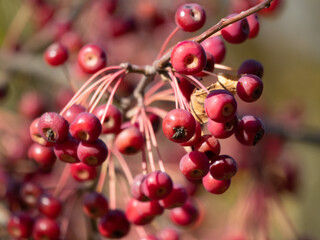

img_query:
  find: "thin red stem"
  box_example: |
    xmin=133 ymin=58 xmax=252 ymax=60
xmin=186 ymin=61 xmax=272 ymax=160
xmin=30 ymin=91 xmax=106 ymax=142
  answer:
xmin=53 ymin=165 xmax=71 ymax=197
xmin=111 ymin=148 xmax=134 ymax=185
xmin=156 ymin=27 xmax=180 ymax=59
xmin=109 ymin=156 xmax=116 ymax=209
xmin=96 ymin=151 xmax=110 ymax=193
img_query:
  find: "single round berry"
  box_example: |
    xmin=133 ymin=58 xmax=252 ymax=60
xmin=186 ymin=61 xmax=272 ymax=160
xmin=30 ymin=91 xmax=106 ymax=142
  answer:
xmin=238 ymin=59 xmax=264 ymax=78
xmin=221 ymin=14 xmax=249 ymax=44
xmin=201 ymin=36 xmax=226 ymax=64
xmin=180 ymin=120 xmax=202 ymax=147
xmin=98 ymin=209 xmax=130 ymax=238
xmin=38 ymin=194 xmax=62 ymax=219
xmin=54 ymin=136 xmax=80 ymax=163
xmin=83 ymin=192 xmax=109 ymax=218
xmin=77 ymin=139 xmax=108 ymax=166
xmin=179 ymin=151 xmax=210 ymax=180
xmin=247 ymin=14 xmax=260 ymax=38
xmin=20 ymin=182 xmax=43 ymax=208
xmin=70 ymin=162 xmax=97 ymax=182
xmin=62 ymin=104 xmax=86 ymax=124
xmin=162 ymin=109 xmax=196 ymax=143
xmin=38 ymin=112 xmax=69 ymax=143
xmin=175 ymin=3 xmax=206 ymax=32
xmin=141 ymin=171 xmax=173 ymax=200
xmin=28 ymin=143 xmax=56 ymax=170
xmin=170 ymin=200 xmax=199 ymax=226
xmin=194 ymin=134 xmax=221 ymax=161
xmin=235 ymin=115 xmax=265 ymax=146
xmin=131 ymin=174 xmax=149 ymax=201
xmin=78 ymin=44 xmax=107 ymax=74
xmin=159 ymin=184 xmax=188 ymax=209
xmin=202 ymin=172 xmax=231 ymax=194
xmin=237 ymin=74 xmax=263 ymax=102
xmin=32 ymin=217 xmax=60 ymax=240
xmin=7 ymin=212 xmax=34 ymax=238
xmin=171 ymin=40 xmax=207 ymax=75
xmin=204 ymin=89 xmax=237 ymax=123
xmin=93 ymin=104 xmax=122 ymax=134
xmin=115 ymin=127 xmax=144 ymax=154
xmin=30 ymin=118 xmax=54 ymax=147
xmin=44 ymin=42 xmax=68 ymax=66
xmin=209 ymin=155 xmax=238 ymax=180
xmin=207 ymin=116 xmax=238 ymax=139
xmin=70 ymin=112 xmax=102 ymax=142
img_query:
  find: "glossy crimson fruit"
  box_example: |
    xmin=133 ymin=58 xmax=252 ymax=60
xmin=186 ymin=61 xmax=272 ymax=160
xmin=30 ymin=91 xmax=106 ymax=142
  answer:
xmin=194 ymin=134 xmax=221 ymax=161
xmin=32 ymin=217 xmax=60 ymax=240
xmin=44 ymin=42 xmax=68 ymax=66
xmin=247 ymin=14 xmax=260 ymax=38
xmin=162 ymin=109 xmax=196 ymax=143
xmin=202 ymin=173 xmax=231 ymax=194
xmin=30 ymin=118 xmax=54 ymax=147
xmin=237 ymin=74 xmax=263 ymax=102
xmin=38 ymin=194 xmax=62 ymax=219
xmin=83 ymin=192 xmax=109 ymax=218
xmin=204 ymin=89 xmax=237 ymax=123
xmin=98 ymin=209 xmax=130 ymax=238
xmin=38 ymin=112 xmax=69 ymax=143
xmin=7 ymin=212 xmax=34 ymax=238
xmin=20 ymin=182 xmax=43 ymax=208
xmin=235 ymin=115 xmax=265 ymax=146
xmin=175 ymin=3 xmax=206 ymax=32
xmin=70 ymin=112 xmax=102 ymax=142
xmin=141 ymin=171 xmax=173 ymax=200
xmin=28 ymin=143 xmax=56 ymax=170
xmin=238 ymin=59 xmax=264 ymax=78
xmin=131 ymin=174 xmax=149 ymax=201
xmin=159 ymin=184 xmax=188 ymax=209
xmin=201 ymin=36 xmax=226 ymax=64
xmin=221 ymin=14 xmax=249 ymax=44
xmin=171 ymin=40 xmax=207 ymax=75
xmin=180 ymin=120 xmax=202 ymax=147
xmin=207 ymin=116 xmax=238 ymax=139
xmin=70 ymin=162 xmax=97 ymax=182
xmin=114 ymin=127 xmax=144 ymax=154
xmin=62 ymin=104 xmax=86 ymax=124
xmin=54 ymin=136 xmax=80 ymax=163
xmin=78 ymin=44 xmax=107 ymax=74
xmin=93 ymin=104 xmax=122 ymax=134
xmin=179 ymin=151 xmax=210 ymax=180
xmin=195 ymin=51 xmax=215 ymax=77
xmin=209 ymin=155 xmax=238 ymax=180
xmin=170 ymin=200 xmax=199 ymax=226
xmin=77 ymin=139 xmax=108 ymax=166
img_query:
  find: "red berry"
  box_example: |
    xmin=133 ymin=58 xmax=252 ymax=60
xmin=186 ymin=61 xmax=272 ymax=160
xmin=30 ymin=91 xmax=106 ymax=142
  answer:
xmin=28 ymin=143 xmax=56 ymax=170
xmin=170 ymin=200 xmax=199 ymax=226
xmin=115 ymin=127 xmax=144 ymax=154
xmin=7 ymin=212 xmax=34 ymax=238
xmin=70 ymin=162 xmax=97 ymax=182
xmin=20 ymin=182 xmax=43 ymax=208
xmin=171 ymin=41 xmax=207 ymax=75
xmin=238 ymin=59 xmax=264 ymax=78
xmin=221 ymin=14 xmax=249 ymax=44
xmin=78 ymin=44 xmax=107 ymax=74
xmin=259 ymin=0 xmax=283 ymax=15
xmin=237 ymin=74 xmax=263 ymax=102
xmin=131 ymin=174 xmax=149 ymax=201
xmin=32 ymin=217 xmax=60 ymax=240
xmin=175 ymin=3 xmax=206 ymax=32
xmin=235 ymin=115 xmax=265 ymax=146
xmin=83 ymin=192 xmax=109 ymax=218
xmin=44 ymin=42 xmax=68 ymax=66
xmin=77 ymin=139 xmax=108 ymax=166
xmin=93 ymin=104 xmax=122 ymax=134
xmin=209 ymin=155 xmax=238 ymax=180
xmin=180 ymin=120 xmax=202 ymax=147
xmin=159 ymin=184 xmax=188 ymax=209
xmin=158 ymin=228 xmax=180 ymax=240
xmin=179 ymin=151 xmax=210 ymax=180
xmin=54 ymin=136 xmax=80 ymax=163
xmin=176 ymin=73 xmax=195 ymax=101
xmin=201 ymin=36 xmax=226 ymax=64
xmin=38 ymin=194 xmax=62 ymax=219
xmin=195 ymin=51 xmax=215 ymax=77
xmin=141 ymin=171 xmax=173 ymax=200
xmin=204 ymin=89 xmax=237 ymax=123
xmin=207 ymin=116 xmax=238 ymax=139
xmin=98 ymin=209 xmax=130 ymax=238
xmin=202 ymin=172 xmax=231 ymax=194
xmin=247 ymin=14 xmax=260 ymax=38
xmin=30 ymin=118 xmax=54 ymax=147
xmin=62 ymin=104 xmax=86 ymax=124
xmin=162 ymin=109 xmax=196 ymax=143
xmin=194 ymin=135 xmax=221 ymax=161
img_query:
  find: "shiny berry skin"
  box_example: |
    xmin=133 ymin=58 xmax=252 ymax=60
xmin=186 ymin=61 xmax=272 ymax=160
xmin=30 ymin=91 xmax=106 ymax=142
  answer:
xmin=30 ymin=118 xmax=54 ymax=147
xmin=202 ymin=173 xmax=231 ymax=194
xmin=93 ymin=104 xmax=122 ymax=134
xmin=180 ymin=120 xmax=202 ymax=147
xmin=247 ymin=14 xmax=260 ymax=38
xmin=62 ymin=104 xmax=86 ymax=124
xmin=170 ymin=200 xmax=199 ymax=226
xmin=171 ymin=41 xmax=207 ymax=75
xmin=78 ymin=44 xmax=107 ymax=74
xmin=54 ymin=136 xmax=80 ymax=163
xmin=179 ymin=151 xmax=210 ymax=180
xmin=158 ymin=228 xmax=180 ymax=240
xmin=28 ymin=143 xmax=56 ymax=170
xmin=159 ymin=184 xmax=188 ymax=209
xmin=131 ymin=174 xmax=149 ymax=201
xmin=38 ymin=194 xmax=62 ymax=219
xmin=259 ymin=0 xmax=283 ymax=15
xmin=38 ymin=112 xmax=69 ymax=143
xmin=238 ymin=59 xmax=264 ymax=78
xmin=175 ymin=3 xmax=206 ymax=32
xmin=207 ymin=116 xmax=238 ymax=139
xmin=83 ymin=192 xmax=109 ymax=218
xmin=221 ymin=14 xmax=249 ymax=44
xmin=237 ymin=74 xmax=263 ymax=102
xmin=77 ymin=139 xmax=108 ymax=166
xmin=162 ymin=109 xmax=196 ymax=143
xmin=7 ymin=212 xmax=34 ymax=238
xmin=194 ymin=134 xmax=221 ymax=161
xmin=115 ymin=127 xmax=144 ymax=154
xmin=204 ymin=89 xmax=237 ymax=123
xmin=20 ymin=182 xmax=43 ymax=208
xmin=235 ymin=115 xmax=265 ymax=146
xmin=98 ymin=209 xmax=130 ymax=238
xmin=44 ymin=42 xmax=68 ymax=66
xmin=126 ymin=198 xmax=164 ymax=225
xmin=201 ymin=36 xmax=226 ymax=64
xmin=70 ymin=162 xmax=97 ymax=182
xmin=141 ymin=171 xmax=173 ymax=200
xmin=195 ymin=51 xmax=215 ymax=77
xmin=32 ymin=217 xmax=60 ymax=240
xmin=70 ymin=112 xmax=102 ymax=142
xmin=209 ymin=155 xmax=237 ymax=180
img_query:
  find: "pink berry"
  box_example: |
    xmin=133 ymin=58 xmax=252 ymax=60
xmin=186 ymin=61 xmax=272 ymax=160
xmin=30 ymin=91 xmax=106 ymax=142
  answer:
xmin=20 ymin=182 xmax=43 ymax=208
xmin=114 ymin=127 xmax=144 ymax=154
xmin=98 ymin=209 xmax=130 ymax=238
xmin=54 ymin=136 xmax=80 ymax=163
xmin=83 ymin=192 xmax=109 ymax=218
xmin=204 ymin=89 xmax=237 ymax=123
xmin=209 ymin=155 xmax=238 ymax=180
xmin=202 ymin=172 xmax=231 ymax=194
xmin=7 ymin=212 xmax=34 ymax=238
xmin=195 ymin=51 xmax=215 ymax=77
xmin=170 ymin=200 xmax=199 ymax=226
xmin=44 ymin=42 xmax=68 ymax=66
xmin=32 ymin=217 xmax=60 ymax=240
xmin=175 ymin=3 xmax=206 ymax=32
xmin=171 ymin=41 xmax=207 ymax=75
xmin=235 ymin=115 xmax=265 ymax=146
xmin=131 ymin=174 xmax=149 ymax=201
xmin=201 ymin=36 xmax=226 ymax=64
xmin=237 ymin=74 xmax=263 ymax=102
xmin=179 ymin=151 xmax=210 ymax=180
xmin=238 ymin=59 xmax=264 ymax=78
xmin=78 ymin=44 xmax=107 ymax=74
xmin=207 ymin=116 xmax=238 ymax=139
xmin=93 ymin=104 xmax=122 ymax=134
xmin=159 ymin=184 xmax=188 ymax=209
xmin=28 ymin=143 xmax=56 ymax=170
xmin=70 ymin=162 xmax=97 ymax=182
xmin=38 ymin=194 xmax=62 ymax=219
xmin=162 ymin=109 xmax=196 ymax=143
xmin=247 ymin=14 xmax=260 ymax=38
xmin=194 ymin=135 xmax=221 ymax=161
xmin=77 ymin=139 xmax=108 ymax=166
xmin=62 ymin=104 xmax=86 ymax=124
xmin=141 ymin=171 xmax=173 ymax=200
xmin=221 ymin=14 xmax=249 ymax=44
xmin=158 ymin=228 xmax=180 ymax=240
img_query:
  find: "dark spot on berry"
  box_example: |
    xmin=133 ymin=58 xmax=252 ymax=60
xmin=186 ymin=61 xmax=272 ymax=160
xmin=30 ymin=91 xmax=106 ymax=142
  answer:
xmin=172 ymin=126 xmax=187 ymax=140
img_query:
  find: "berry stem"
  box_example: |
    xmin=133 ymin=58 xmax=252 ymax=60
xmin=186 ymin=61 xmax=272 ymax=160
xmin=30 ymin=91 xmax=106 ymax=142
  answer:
xmin=145 ymin=106 xmax=168 ymax=119
xmin=53 ymin=165 xmax=71 ymax=197
xmin=144 ymin=89 xmax=175 ymax=105
xmin=96 ymin=152 xmax=110 ymax=193
xmin=156 ymin=27 xmax=180 ymax=59
xmin=145 ymin=80 xmax=165 ymax=99
xmin=111 ymin=147 xmax=134 ymax=185
xmin=181 ymin=74 xmax=210 ymax=94
xmin=109 ymin=155 xmax=116 ymax=209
